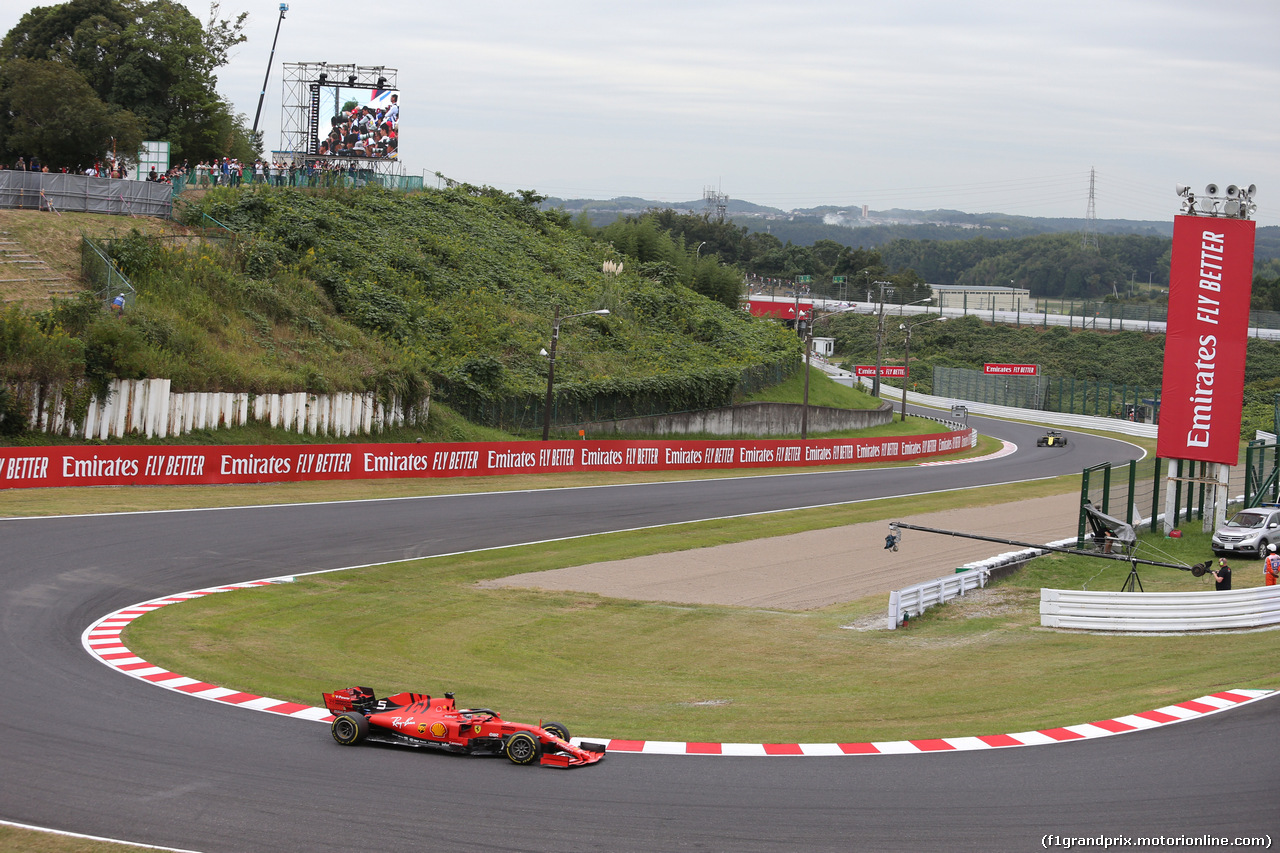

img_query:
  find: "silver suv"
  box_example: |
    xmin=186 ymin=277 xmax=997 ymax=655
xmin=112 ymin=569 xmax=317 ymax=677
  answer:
xmin=1211 ymin=504 xmax=1280 ymax=558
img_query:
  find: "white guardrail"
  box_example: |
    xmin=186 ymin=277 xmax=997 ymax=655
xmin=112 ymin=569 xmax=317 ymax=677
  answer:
xmin=887 ymin=537 xmax=1077 ymax=629
xmin=1041 ymin=585 xmax=1280 ymax=631
xmin=888 ymin=572 xmax=988 ymax=630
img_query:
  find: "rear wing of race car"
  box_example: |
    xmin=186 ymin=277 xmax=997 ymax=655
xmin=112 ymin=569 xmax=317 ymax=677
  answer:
xmin=323 ymin=686 xmax=379 ymax=713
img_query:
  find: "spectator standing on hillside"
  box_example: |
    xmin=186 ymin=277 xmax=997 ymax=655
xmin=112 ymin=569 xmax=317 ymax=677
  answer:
xmin=111 ymin=293 xmax=126 ymax=315
xmin=14 ymin=157 xmax=26 ymax=171
xmin=1264 ymin=544 xmax=1280 ymax=586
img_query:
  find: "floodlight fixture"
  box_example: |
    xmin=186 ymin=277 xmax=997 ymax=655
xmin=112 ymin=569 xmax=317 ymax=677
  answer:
xmin=1177 ymin=180 xmax=1258 ymax=220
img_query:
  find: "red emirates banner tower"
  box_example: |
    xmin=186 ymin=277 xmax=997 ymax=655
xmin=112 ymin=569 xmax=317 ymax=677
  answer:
xmin=1156 ymin=215 xmax=1256 ymax=465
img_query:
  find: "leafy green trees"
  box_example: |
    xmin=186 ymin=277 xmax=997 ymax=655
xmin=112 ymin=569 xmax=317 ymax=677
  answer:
xmin=0 ymin=0 xmax=254 ymax=167
xmin=0 ymin=58 xmax=144 ymax=169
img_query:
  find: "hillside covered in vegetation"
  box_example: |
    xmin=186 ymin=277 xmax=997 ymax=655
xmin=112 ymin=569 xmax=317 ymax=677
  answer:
xmin=0 ymin=184 xmax=802 ymax=437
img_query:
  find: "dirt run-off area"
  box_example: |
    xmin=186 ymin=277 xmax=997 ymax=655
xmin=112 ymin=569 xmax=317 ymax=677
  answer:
xmin=480 ymin=492 xmax=1082 ymax=610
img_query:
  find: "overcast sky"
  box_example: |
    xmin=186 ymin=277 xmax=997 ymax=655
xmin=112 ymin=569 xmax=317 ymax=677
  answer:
xmin=82 ymin=1 xmax=1280 ymax=223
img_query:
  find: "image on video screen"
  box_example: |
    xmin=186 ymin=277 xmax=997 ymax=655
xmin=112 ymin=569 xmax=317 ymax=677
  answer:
xmin=314 ymin=85 xmax=399 ymax=160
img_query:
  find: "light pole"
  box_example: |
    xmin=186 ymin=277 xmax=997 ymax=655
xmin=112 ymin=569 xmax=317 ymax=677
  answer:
xmin=874 ymin=291 xmax=933 ymax=397
xmin=898 ymin=315 xmax=946 ymax=422
xmin=800 ymin=307 xmax=853 ymax=438
xmin=541 ymin=307 xmax=610 ymax=441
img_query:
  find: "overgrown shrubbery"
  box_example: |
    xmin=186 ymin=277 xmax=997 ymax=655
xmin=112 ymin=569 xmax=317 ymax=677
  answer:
xmin=185 ymin=185 xmax=801 ymax=427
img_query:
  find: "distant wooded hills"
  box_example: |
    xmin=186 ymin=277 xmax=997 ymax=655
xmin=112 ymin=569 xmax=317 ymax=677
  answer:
xmin=542 ymin=196 xmax=1280 ymax=262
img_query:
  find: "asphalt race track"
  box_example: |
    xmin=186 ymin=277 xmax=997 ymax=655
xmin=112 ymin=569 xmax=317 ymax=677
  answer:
xmin=2 ymin=414 xmax=1276 ymax=852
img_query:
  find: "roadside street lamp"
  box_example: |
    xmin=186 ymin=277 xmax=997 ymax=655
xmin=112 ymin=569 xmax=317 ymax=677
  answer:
xmin=898 ymin=315 xmax=946 ymax=422
xmin=542 ymin=307 xmax=610 ymax=441
xmin=874 ymin=292 xmax=933 ymax=397
xmin=897 ymin=294 xmax=935 ymax=315
xmin=800 ymin=307 xmax=854 ymax=438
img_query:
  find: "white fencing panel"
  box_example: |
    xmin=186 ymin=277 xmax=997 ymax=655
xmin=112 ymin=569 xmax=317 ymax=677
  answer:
xmin=1041 ymin=586 xmax=1280 ymax=631
xmin=887 ymin=570 xmax=989 ymax=630
xmin=15 ymin=379 xmax=427 ymax=439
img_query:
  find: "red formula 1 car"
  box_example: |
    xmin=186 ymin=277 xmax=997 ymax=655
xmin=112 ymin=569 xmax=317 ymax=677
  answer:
xmin=322 ymin=686 xmax=606 ymax=768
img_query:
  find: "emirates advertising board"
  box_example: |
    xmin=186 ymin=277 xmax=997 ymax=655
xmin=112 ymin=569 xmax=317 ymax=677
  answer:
xmin=0 ymin=431 xmax=974 ymax=490
xmin=983 ymin=364 xmax=1038 ymax=376
xmin=1156 ymin=215 xmax=1256 ymax=465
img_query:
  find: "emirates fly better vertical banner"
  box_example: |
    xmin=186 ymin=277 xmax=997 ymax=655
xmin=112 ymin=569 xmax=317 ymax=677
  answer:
xmin=1156 ymin=215 xmax=1256 ymax=465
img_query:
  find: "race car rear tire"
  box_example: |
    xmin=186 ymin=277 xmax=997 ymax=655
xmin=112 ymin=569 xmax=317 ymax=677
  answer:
xmin=331 ymin=712 xmax=369 ymax=746
xmin=505 ymin=731 xmax=541 ymax=765
xmin=542 ymin=721 xmax=571 ymax=743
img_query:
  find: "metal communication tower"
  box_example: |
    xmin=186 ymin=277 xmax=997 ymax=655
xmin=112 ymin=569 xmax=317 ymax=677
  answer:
xmin=1081 ymin=166 xmax=1099 ymax=251
xmin=703 ymin=186 xmax=729 ymax=222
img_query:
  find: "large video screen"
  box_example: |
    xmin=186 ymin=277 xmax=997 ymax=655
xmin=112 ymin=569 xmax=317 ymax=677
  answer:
xmin=311 ymin=85 xmax=399 ymax=160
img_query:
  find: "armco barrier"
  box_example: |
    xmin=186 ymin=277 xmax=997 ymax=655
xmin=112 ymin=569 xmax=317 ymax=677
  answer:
xmin=0 ymin=428 xmax=975 ymax=490
xmin=886 ymin=537 xmax=1075 ymax=629
xmin=1040 ymin=585 xmax=1280 ymax=631
xmin=887 ymin=570 xmax=989 ymax=630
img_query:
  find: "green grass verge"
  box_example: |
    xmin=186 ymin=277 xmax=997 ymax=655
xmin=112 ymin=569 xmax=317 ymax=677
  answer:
xmin=123 ymin=474 xmax=1279 ymax=745
xmin=0 ymin=827 xmax=160 ymax=853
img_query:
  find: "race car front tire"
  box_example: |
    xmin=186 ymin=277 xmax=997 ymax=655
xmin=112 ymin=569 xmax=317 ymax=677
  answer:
xmin=331 ymin=712 xmax=369 ymax=746
xmin=542 ymin=721 xmax=571 ymax=743
xmin=505 ymin=731 xmax=541 ymax=765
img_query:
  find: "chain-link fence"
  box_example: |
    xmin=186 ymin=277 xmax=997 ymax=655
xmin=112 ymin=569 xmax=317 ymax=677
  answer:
xmin=80 ymin=236 xmax=135 ymax=310
xmin=1004 ymin=298 xmax=1280 ymax=333
xmin=1245 ymin=440 xmax=1280 ymax=508
xmin=172 ymin=169 xmax=425 ymax=196
xmin=1079 ymin=457 xmax=1252 ymax=548
xmin=933 ymin=366 xmax=1160 ymax=420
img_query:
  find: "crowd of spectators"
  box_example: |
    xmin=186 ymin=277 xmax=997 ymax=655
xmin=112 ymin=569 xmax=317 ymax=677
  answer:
xmin=5 ymin=154 xmax=385 ymax=189
xmin=320 ymin=93 xmax=398 ymax=160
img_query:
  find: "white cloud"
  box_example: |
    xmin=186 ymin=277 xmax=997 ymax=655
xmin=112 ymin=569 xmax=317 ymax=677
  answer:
xmin=31 ymin=0 xmax=1274 ymax=223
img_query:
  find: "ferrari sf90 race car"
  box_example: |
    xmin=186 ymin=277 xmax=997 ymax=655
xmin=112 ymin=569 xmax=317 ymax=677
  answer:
xmin=322 ymin=686 xmax=605 ymax=768
xmin=1036 ymin=430 xmax=1068 ymax=447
